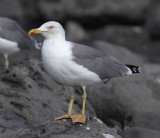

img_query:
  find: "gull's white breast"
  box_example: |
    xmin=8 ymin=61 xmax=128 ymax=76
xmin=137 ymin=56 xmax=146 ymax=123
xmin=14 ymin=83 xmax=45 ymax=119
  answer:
xmin=0 ymin=37 xmax=20 ymax=55
xmin=42 ymin=40 xmax=101 ymax=87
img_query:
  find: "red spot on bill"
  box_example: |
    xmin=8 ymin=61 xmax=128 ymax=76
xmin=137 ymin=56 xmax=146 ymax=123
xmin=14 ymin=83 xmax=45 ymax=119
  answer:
xmin=30 ymin=32 xmax=35 ymax=35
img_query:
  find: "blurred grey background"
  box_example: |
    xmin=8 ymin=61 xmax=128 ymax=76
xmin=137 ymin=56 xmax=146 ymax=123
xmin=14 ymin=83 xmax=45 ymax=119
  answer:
xmin=0 ymin=0 xmax=160 ymax=63
xmin=0 ymin=0 xmax=160 ymax=138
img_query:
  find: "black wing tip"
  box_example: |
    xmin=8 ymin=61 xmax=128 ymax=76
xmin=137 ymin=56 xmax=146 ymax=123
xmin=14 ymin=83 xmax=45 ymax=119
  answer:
xmin=125 ymin=64 xmax=141 ymax=74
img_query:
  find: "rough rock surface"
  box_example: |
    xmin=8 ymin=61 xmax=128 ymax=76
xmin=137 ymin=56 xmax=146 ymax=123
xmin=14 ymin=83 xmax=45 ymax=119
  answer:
xmin=66 ymin=21 xmax=89 ymax=43
xmin=87 ymin=73 xmax=160 ymax=124
xmin=0 ymin=111 xmax=30 ymax=138
xmin=89 ymin=25 xmax=159 ymax=61
xmin=91 ymin=26 xmax=150 ymax=51
xmin=0 ymin=0 xmax=152 ymax=27
xmin=0 ymin=57 xmax=124 ymax=138
xmin=0 ymin=1 xmax=160 ymax=138
xmin=0 ymin=0 xmax=23 ymax=20
xmin=92 ymin=40 xmax=145 ymax=65
xmin=0 ymin=58 xmax=95 ymax=124
xmin=37 ymin=0 xmax=151 ymax=22
xmin=89 ymin=25 xmax=160 ymax=63
xmin=120 ymin=127 xmax=160 ymax=138
xmin=124 ymin=112 xmax=160 ymax=131
xmin=0 ymin=0 xmax=160 ymax=63
xmin=0 ymin=113 xmax=122 ymax=138
xmin=145 ymin=5 xmax=160 ymax=38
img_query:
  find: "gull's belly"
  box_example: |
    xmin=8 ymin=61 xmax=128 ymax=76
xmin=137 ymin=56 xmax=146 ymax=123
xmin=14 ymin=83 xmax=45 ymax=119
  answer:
xmin=42 ymin=40 xmax=101 ymax=87
xmin=42 ymin=55 xmax=101 ymax=87
xmin=42 ymin=57 xmax=72 ymax=85
xmin=0 ymin=37 xmax=20 ymax=55
xmin=42 ymin=57 xmax=100 ymax=86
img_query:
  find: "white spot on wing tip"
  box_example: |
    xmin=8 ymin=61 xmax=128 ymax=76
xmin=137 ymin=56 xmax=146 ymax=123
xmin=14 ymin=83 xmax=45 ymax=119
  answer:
xmin=126 ymin=67 xmax=132 ymax=75
xmin=102 ymin=133 xmax=115 ymax=138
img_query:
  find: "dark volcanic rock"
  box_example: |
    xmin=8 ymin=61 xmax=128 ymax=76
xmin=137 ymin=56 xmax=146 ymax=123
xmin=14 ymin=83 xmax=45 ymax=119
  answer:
xmin=145 ymin=5 xmax=160 ymax=38
xmin=143 ymin=63 xmax=160 ymax=74
xmin=0 ymin=0 xmax=151 ymax=25
xmin=0 ymin=59 xmax=95 ymax=124
xmin=65 ymin=0 xmax=150 ymax=22
xmin=87 ymin=73 xmax=160 ymax=124
xmin=90 ymin=25 xmax=160 ymax=63
xmin=0 ymin=54 xmax=124 ymax=138
xmin=120 ymin=127 xmax=160 ymax=138
xmin=91 ymin=26 xmax=150 ymax=55
xmin=0 ymin=117 xmax=122 ymax=138
xmin=92 ymin=40 xmax=145 ymax=65
xmin=66 ymin=21 xmax=89 ymax=43
xmin=0 ymin=111 xmax=30 ymax=129
xmin=38 ymin=0 xmax=66 ymax=21
xmin=38 ymin=0 xmax=151 ymax=22
xmin=0 ymin=111 xmax=30 ymax=138
xmin=91 ymin=26 xmax=149 ymax=48
xmin=0 ymin=0 xmax=23 ymax=20
xmin=124 ymin=112 xmax=160 ymax=131
xmin=106 ymin=119 xmax=123 ymax=133
xmin=0 ymin=0 xmax=42 ymax=28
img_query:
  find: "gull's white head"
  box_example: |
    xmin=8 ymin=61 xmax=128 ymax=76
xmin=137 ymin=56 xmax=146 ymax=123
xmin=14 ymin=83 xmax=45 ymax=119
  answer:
xmin=29 ymin=21 xmax=65 ymax=39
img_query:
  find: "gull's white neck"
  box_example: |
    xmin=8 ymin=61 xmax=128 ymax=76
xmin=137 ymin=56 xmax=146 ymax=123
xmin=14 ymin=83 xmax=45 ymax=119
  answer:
xmin=42 ymin=31 xmax=72 ymax=60
xmin=46 ymin=34 xmax=65 ymax=42
xmin=44 ymin=28 xmax=66 ymax=43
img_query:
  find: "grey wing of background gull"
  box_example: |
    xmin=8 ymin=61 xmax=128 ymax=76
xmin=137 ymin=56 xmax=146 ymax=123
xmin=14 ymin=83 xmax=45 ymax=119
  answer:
xmin=71 ymin=42 xmax=130 ymax=80
xmin=0 ymin=17 xmax=39 ymax=50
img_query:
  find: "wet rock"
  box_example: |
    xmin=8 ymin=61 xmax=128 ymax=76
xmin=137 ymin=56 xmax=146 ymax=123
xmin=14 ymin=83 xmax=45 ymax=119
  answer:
xmin=120 ymin=127 xmax=160 ymax=138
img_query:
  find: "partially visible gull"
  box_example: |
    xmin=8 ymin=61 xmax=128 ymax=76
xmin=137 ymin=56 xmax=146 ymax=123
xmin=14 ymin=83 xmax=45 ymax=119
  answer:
xmin=29 ymin=21 xmax=141 ymax=124
xmin=0 ymin=17 xmax=39 ymax=68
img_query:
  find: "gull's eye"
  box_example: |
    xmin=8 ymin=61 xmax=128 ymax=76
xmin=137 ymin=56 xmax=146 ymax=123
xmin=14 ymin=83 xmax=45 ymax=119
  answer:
xmin=49 ymin=26 xmax=54 ymax=29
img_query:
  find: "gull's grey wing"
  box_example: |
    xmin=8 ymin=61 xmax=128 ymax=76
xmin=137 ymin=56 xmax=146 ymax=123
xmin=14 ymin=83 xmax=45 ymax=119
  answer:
xmin=0 ymin=17 xmax=38 ymax=50
xmin=71 ymin=42 xmax=105 ymax=59
xmin=71 ymin=42 xmax=130 ymax=80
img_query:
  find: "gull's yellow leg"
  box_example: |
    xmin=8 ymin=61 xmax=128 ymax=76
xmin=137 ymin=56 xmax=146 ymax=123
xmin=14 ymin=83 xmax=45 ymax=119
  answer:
xmin=71 ymin=88 xmax=87 ymax=124
xmin=55 ymin=92 xmax=75 ymax=120
xmin=4 ymin=57 xmax=9 ymax=69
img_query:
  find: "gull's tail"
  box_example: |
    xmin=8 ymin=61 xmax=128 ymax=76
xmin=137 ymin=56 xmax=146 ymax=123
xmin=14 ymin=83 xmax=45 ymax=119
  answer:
xmin=125 ymin=64 xmax=141 ymax=74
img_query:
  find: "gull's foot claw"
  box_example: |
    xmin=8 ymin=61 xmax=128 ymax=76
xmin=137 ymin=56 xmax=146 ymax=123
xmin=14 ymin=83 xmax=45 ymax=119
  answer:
xmin=70 ymin=114 xmax=85 ymax=124
xmin=54 ymin=113 xmax=71 ymax=120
